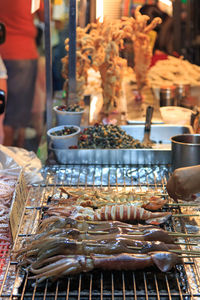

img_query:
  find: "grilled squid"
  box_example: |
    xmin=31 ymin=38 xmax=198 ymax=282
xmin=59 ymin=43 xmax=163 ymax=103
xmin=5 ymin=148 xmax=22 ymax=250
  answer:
xmin=35 ymin=218 xmax=175 ymax=244
xmin=28 ymin=252 xmax=182 ymax=283
xmin=45 ymin=204 xmax=172 ymax=225
xmin=94 ymin=205 xmax=172 ymax=225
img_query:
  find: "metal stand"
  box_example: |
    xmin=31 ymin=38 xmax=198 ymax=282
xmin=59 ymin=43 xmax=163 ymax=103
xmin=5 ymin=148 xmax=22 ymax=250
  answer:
xmin=44 ymin=0 xmax=53 ymax=131
xmin=68 ymin=0 xmax=77 ymax=104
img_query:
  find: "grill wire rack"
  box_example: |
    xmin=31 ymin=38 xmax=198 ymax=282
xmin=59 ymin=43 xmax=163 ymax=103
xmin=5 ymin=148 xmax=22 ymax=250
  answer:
xmin=0 ymin=164 xmax=200 ymax=299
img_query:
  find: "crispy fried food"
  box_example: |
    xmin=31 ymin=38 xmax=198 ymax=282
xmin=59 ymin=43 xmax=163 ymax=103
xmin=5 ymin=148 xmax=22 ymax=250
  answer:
xmin=61 ymin=9 xmax=161 ymax=112
xmin=148 ymin=55 xmax=200 ymax=88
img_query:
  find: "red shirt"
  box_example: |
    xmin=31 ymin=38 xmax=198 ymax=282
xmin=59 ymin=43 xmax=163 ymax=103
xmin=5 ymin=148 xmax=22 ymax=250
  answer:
xmin=0 ymin=0 xmax=43 ymax=60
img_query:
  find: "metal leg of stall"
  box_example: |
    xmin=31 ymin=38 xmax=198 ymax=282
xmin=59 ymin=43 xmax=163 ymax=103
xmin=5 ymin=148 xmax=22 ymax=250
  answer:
xmin=44 ymin=0 xmax=53 ymax=133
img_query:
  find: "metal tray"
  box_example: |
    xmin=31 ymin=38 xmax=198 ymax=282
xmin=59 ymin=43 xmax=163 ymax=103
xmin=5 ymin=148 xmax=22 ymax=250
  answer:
xmin=49 ymin=125 xmax=193 ymax=165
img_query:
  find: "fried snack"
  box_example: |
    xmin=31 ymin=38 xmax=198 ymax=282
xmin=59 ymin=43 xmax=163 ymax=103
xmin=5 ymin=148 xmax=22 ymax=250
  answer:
xmin=62 ymin=26 xmax=94 ymax=104
xmin=133 ymin=6 xmax=162 ymax=91
xmin=148 ymin=55 xmax=200 ymax=88
xmin=61 ymin=9 xmax=162 ymax=112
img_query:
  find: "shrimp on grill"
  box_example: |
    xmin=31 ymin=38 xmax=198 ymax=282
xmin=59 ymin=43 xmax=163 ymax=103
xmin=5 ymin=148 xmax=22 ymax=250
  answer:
xmin=58 ymin=187 xmax=168 ymax=211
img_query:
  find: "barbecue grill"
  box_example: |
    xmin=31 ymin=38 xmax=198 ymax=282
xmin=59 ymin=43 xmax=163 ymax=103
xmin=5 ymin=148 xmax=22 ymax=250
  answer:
xmin=0 ymin=164 xmax=200 ymax=299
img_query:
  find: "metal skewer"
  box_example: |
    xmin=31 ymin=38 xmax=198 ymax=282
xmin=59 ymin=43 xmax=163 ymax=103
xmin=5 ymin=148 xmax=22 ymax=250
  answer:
xmin=166 ymin=203 xmax=199 ymax=207
xmin=172 ymin=214 xmax=200 ymax=217
xmin=169 ymin=232 xmax=200 ymax=237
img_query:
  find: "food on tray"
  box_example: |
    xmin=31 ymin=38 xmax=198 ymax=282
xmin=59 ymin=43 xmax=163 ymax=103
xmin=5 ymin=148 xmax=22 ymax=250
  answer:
xmin=84 ymin=68 xmax=102 ymax=96
xmin=133 ymin=6 xmax=162 ymax=90
xmin=33 ymin=217 xmax=176 ymax=244
xmin=46 ymin=187 xmax=171 ymax=225
xmin=148 ymin=55 xmax=200 ymax=88
xmin=16 ymin=236 xmax=180 ymax=258
xmin=77 ymin=124 xmax=149 ymax=149
xmin=93 ymin=205 xmax=171 ymax=225
xmin=92 ymin=252 xmax=182 ymax=272
xmin=15 ymin=217 xmax=182 ymax=282
xmin=62 ymin=19 xmax=127 ymax=113
xmin=56 ymin=104 xmax=84 ymax=112
xmin=45 ymin=204 xmax=171 ymax=225
xmin=62 ymin=7 xmax=161 ymax=113
xmin=62 ymin=26 xmax=93 ymax=105
xmin=58 ymin=187 xmax=168 ymax=210
xmin=19 ymin=252 xmax=181 ymax=283
xmin=50 ymin=126 xmax=78 ymax=136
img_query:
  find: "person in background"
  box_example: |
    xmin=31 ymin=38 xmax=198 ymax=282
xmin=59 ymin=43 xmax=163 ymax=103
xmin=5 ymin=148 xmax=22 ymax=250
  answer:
xmin=140 ymin=4 xmax=174 ymax=56
xmin=121 ymin=4 xmax=174 ymax=68
xmin=139 ymin=4 xmax=176 ymax=68
xmin=166 ymin=165 xmax=200 ymax=201
xmin=0 ymin=0 xmax=44 ymax=147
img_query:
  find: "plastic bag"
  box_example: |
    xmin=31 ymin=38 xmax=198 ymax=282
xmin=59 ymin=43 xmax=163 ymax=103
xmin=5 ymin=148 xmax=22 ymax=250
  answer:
xmin=0 ymin=145 xmax=43 ymax=184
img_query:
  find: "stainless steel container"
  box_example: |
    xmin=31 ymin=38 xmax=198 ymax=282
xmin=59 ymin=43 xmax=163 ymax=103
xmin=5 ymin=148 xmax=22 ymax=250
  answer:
xmin=160 ymin=86 xmax=176 ymax=106
xmin=175 ymin=83 xmax=191 ymax=106
xmin=49 ymin=125 xmax=193 ymax=165
xmin=171 ymin=134 xmax=200 ymax=170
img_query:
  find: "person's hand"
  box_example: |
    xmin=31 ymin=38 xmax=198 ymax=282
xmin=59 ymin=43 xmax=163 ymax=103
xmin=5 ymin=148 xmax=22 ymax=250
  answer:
xmin=166 ymin=165 xmax=200 ymax=201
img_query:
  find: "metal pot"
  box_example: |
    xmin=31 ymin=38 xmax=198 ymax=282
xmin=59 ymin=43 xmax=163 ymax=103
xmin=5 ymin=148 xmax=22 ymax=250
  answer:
xmin=160 ymin=86 xmax=176 ymax=107
xmin=174 ymin=83 xmax=191 ymax=106
xmin=171 ymin=134 xmax=200 ymax=170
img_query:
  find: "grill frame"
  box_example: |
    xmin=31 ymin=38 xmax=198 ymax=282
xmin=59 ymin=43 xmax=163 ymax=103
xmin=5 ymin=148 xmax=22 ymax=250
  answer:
xmin=1 ymin=164 xmax=200 ymax=299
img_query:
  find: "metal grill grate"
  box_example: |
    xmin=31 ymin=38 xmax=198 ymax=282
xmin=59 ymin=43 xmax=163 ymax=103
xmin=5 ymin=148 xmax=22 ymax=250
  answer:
xmin=1 ymin=164 xmax=200 ymax=299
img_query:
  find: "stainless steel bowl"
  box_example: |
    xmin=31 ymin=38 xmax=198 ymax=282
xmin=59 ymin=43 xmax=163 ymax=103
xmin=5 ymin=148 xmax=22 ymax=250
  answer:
xmin=171 ymin=134 xmax=200 ymax=170
xmin=174 ymin=83 xmax=191 ymax=106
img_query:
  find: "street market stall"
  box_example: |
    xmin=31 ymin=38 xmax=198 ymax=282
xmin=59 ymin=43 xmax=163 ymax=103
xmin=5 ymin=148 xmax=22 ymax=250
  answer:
xmin=1 ymin=1 xmax=200 ymax=299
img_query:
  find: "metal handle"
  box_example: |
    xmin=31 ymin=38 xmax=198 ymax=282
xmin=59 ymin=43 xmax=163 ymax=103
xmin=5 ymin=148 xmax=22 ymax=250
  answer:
xmin=0 ymin=90 xmax=5 ymax=115
xmin=144 ymin=106 xmax=154 ymax=132
xmin=191 ymin=107 xmax=200 ymax=130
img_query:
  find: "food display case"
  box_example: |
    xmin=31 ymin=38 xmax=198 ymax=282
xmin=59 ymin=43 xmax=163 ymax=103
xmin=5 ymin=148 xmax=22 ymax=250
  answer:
xmin=1 ymin=1 xmax=200 ymax=299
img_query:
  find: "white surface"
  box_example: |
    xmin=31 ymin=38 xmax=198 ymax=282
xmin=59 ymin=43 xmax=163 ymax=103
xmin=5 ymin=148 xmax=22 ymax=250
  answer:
xmin=160 ymin=106 xmax=193 ymax=125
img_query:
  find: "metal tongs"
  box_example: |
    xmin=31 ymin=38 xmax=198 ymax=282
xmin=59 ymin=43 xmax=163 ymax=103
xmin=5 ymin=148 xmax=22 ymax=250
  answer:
xmin=142 ymin=105 xmax=154 ymax=147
